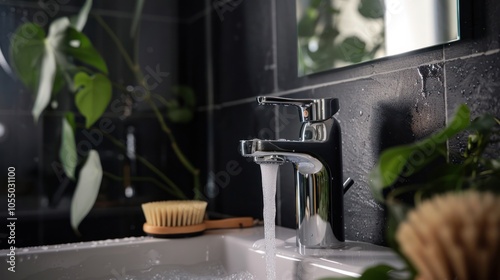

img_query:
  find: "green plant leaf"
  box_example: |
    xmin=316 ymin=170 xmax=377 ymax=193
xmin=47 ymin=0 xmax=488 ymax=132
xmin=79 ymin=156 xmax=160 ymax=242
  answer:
xmin=10 ymin=23 xmax=46 ymax=91
xmin=165 ymin=86 xmax=196 ymax=123
xmin=358 ymin=0 xmax=385 ymax=19
xmin=69 ymin=0 xmax=93 ymax=32
xmin=369 ymin=104 xmax=470 ymax=201
xmin=60 ymin=112 xmax=77 ymax=180
xmin=10 ymin=22 xmax=63 ymax=122
xmin=358 ymin=264 xmax=401 ymax=279
xmin=130 ymin=0 xmax=145 ymax=38
xmin=65 ymin=111 xmax=76 ymax=130
xmin=63 ymin=27 xmax=108 ymax=74
xmin=481 ymin=158 xmax=500 ymax=171
xmin=297 ymin=8 xmax=319 ymax=38
xmin=336 ymin=36 xmax=367 ymax=63
xmin=319 ymin=264 xmax=404 ymax=280
xmin=70 ymin=150 xmax=102 ymax=234
xmin=172 ymin=86 xmax=196 ymax=108
xmin=10 ymin=10 xmax=107 ymax=122
xmin=167 ymin=108 xmax=193 ymax=124
xmin=10 ymin=18 xmax=74 ymax=122
xmin=74 ymin=72 xmax=112 ymax=128
xmin=469 ymin=114 xmax=497 ymax=133
xmin=369 ymin=145 xmax=418 ymax=201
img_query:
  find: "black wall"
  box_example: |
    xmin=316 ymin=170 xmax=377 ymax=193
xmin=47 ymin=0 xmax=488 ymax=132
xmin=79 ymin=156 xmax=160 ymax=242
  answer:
xmin=195 ymin=0 xmax=500 ymax=245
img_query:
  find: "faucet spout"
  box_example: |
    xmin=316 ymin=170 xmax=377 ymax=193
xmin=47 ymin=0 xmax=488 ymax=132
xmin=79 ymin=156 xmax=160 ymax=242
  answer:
xmin=240 ymin=139 xmax=324 ymax=174
xmin=253 ymin=154 xmax=286 ymax=165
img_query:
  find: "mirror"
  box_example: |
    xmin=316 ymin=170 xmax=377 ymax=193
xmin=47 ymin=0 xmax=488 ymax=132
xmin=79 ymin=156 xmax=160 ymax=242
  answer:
xmin=297 ymin=0 xmax=460 ymax=76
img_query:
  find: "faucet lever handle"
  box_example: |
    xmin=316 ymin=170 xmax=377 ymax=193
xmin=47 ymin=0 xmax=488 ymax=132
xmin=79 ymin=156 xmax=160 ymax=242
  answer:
xmin=257 ymin=96 xmax=339 ymax=122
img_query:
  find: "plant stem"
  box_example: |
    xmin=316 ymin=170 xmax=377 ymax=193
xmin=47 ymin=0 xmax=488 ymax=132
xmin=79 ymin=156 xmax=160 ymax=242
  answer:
xmin=94 ymin=13 xmax=201 ymax=198
xmin=133 ymin=15 xmax=140 ymax=72
xmin=133 ymin=64 xmax=201 ymax=198
xmin=142 ymin=86 xmax=202 ymax=195
xmin=152 ymin=93 xmax=174 ymax=108
xmin=76 ymin=123 xmax=189 ymax=199
xmin=146 ymin=93 xmax=198 ymax=173
xmin=111 ymin=82 xmax=129 ymax=93
xmin=101 ymin=130 xmax=188 ymax=199
xmin=93 ymin=15 xmax=136 ymax=72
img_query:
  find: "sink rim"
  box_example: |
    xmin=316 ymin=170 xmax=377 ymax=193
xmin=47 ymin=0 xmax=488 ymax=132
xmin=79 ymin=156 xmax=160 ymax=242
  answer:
xmin=0 ymin=226 xmax=404 ymax=279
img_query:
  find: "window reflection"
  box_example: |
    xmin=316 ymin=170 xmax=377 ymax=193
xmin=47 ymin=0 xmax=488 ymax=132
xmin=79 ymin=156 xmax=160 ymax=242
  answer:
xmin=297 ymin=0 xmax=459 ymax=75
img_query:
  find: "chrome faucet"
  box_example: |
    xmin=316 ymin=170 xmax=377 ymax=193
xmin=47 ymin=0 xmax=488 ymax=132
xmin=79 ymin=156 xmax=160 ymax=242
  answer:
xmin=240 ymin=96 xmax=349 ymax=249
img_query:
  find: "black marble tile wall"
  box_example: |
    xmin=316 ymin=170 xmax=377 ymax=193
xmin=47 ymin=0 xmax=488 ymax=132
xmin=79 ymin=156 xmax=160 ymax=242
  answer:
xmin=206 ymin=0 xmax=500 ymax=246
xmin=179 ymin=15 xmax=208 ymax=106
xmin=211 ymin=0 xmax=276 ymax=104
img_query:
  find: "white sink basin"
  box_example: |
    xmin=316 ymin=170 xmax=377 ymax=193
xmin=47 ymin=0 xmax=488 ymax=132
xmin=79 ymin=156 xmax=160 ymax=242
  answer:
xmin=0 ymin=226 xmax=403 ymax=279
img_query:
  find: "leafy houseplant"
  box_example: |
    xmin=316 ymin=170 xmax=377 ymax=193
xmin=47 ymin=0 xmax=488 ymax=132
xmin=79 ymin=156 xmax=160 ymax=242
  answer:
xmin=368 ymin=105 xmax=500 ymax=279
xmin=297 ymin=0 xmax=385 ymax=74
xmin=370 ymin=104 xmax=500 ymax=219
xmin=10 ymin=0 xmax=202 ymax=233
xmin=322 ymin=104 xmax=500 ymax=280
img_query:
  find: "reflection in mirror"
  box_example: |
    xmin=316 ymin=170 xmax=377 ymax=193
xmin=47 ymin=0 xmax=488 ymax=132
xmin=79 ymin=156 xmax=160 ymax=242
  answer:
xmin=297 ymin=0 xmax=459 ymax=76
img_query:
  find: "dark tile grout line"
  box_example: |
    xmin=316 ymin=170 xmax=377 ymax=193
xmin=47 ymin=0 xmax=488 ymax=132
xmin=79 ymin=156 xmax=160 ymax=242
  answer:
xmin=200 ymin=47 xmax=500 ymax=112
xmin=443 ymin=46 xmax=451 ymax=160
xmin=6 ymin=47 xmax=500 ymax=116
xmin=203 ymin=0 xmax=215 ymax=205
xmin=270 ymin=0 xmax=278 ymax=94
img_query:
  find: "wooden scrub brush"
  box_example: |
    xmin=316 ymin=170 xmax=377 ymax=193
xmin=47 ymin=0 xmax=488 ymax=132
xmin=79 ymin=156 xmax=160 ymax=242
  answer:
xmin=396 ymin=191 xmax=500 ymax=280
xmin=142 ymin=200 xmax=255 ymax=237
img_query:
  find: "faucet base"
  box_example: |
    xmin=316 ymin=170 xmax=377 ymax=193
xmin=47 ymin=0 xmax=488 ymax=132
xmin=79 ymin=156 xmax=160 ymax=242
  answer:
xmin=296 ymin=216 xmax=344 ymax=249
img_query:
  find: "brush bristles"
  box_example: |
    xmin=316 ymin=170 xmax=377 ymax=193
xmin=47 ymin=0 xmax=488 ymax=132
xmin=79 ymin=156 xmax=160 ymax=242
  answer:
xmin=141 ymin=200 xmax=208 ymax=227
xmin=396 ymin=191 xmax=500 ymax=280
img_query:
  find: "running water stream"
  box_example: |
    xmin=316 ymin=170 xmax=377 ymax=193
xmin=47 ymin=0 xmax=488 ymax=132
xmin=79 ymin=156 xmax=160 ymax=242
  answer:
xmin=259 ymin=164 xmax=280 ymax=280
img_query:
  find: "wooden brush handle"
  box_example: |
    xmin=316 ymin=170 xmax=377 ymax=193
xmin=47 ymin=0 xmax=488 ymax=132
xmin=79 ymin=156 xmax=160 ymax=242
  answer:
xmin=205 ymin=217 xmax=254 ymax=229
xmin=143 ymin=223 xmax=206 ymax=235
